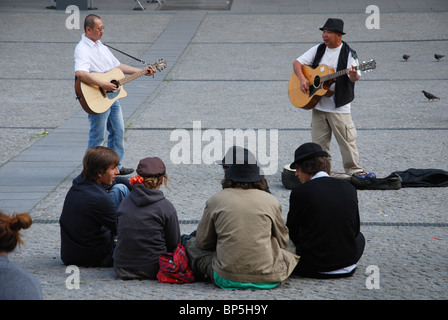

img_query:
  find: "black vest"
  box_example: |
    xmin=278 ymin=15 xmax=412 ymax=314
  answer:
xmin=312 ymin=42 xmax=357 ymax=108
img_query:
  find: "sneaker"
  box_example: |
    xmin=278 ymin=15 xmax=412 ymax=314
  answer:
xmin=352 ymin=171 xmax=367 ymax=178
xmin=366 ymin=172 xmax=376 ymax=179
xmin=353 ymin=171 xmax=376 ymax=179
xmin=119 ymin=167 xmax=134 ymax=175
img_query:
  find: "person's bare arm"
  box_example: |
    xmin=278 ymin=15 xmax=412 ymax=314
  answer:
xmin=75 ymin=70 xmax=117 ymax=91
xmin=118 ymin=63 xmax=156 ymax=76
xmin=293 ymin=60 xmax=309 ymax=93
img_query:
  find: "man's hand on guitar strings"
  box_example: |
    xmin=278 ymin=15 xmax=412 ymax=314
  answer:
xmin=102 ymin=81 xmax=118 ymax=92
xmin=300 ymin=79 xmax=310 ymax=94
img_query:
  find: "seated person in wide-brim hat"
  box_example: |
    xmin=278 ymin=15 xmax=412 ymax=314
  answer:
xmin=185 ymin=160 xmax=299 ymax=290
xmin=215 ymin=145 xmax=270 ymax=193
xmin=286 ymin=142 xmax=365 ymax=279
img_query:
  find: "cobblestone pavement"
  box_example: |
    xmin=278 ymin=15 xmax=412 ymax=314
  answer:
xmin=0 ymin=0 xmax=447 ymax=306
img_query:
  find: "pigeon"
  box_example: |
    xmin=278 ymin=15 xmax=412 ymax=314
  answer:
xmin=402 ymin=54 xmax=410 ymax=61
xmin=434 ymin=54 xmax=445 ymax=61
xmin=422 ymin=90 xmax=440 ymax=101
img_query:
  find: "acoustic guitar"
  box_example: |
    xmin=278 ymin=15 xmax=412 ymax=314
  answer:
xmin=288 ymin=59 xmax=376 ymax=109
xmin=75 ymin=59 xmax=167 ymax=114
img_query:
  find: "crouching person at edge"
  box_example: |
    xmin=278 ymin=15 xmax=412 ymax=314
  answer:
xmin=185 ymin=160 xmax=299 ymax=290
xmin=113 ymin=157 xmax=181 ymax=280
xmin=286 ymin=142 xmax=365 ymax=279
xmin=59 ymin=146 xmax=131 ymax=267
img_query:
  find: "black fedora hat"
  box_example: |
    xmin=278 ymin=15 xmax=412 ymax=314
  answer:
xmin=319 ymin=18 xmax=345 ymax=35
xmin=216 ymin=146 xmax=257 ymax=168
xmin=290 ymin=142 xmax=328 ymax=169
xmin=225 ymin=162 xmax=264 ymax=182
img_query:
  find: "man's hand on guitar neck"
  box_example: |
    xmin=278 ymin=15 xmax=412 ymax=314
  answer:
xmin=347 ymin=65 xmax=360 ymax=82
xmin=143 ymin=65 xmax=157 ymax=77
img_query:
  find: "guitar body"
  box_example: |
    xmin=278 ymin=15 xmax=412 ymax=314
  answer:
xmin=288 ymin=64 xmax=335 ymax=109
xmin=75 ymin=68 xmax=128 ymax=115
xmin=75 ymin=59 xmax=167 ymax=115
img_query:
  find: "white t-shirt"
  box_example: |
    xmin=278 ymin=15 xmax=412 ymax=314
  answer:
xmin=296 ymin=43 xmax=360 ymax=114
xmin=74 ymin=34 xmax=120 ymax=73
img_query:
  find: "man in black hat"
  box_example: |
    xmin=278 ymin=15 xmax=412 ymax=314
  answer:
xmin=293 ymin=18 xmax=368 ymax=177
xmin=286 ymin=142 xmax=365 ymax=278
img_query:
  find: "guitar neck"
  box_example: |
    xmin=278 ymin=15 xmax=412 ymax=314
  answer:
xmin=320 ymin=67 xmax=354 ymax=82
xmin=118 ymin=68 xmax=149 ymax=86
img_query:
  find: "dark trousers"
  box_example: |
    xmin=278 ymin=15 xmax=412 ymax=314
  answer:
xmin=294 ymin=232 xmax=365 ymax=279
xmin=184 ymin=237 xmax=215 ymax=283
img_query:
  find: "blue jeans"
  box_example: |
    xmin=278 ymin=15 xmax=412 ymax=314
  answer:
xmin=108 ymin=183 xmax=130 ymax=208
xmin=88 ymin=100 xmax=125 ymax=169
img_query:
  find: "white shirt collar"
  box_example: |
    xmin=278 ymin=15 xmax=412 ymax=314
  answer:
xmin=311 ymin=171 xmax=330 ymax=180
xmin=82 ymin=34 xmax=100 ymax=47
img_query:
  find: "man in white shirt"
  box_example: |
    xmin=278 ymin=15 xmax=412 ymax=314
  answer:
xmin=75 ymin=14 xmax=156 ymax=175
xmin=293 ymin=18 xmax=367 ymax=177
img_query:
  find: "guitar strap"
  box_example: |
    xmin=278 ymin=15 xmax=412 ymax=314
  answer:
xmin=103 ymin=43 xmax=147 ymax=65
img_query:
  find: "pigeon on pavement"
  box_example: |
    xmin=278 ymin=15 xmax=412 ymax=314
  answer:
xmin=434 ymin=54 xmax=445 ymax=61
xmin=422 ymin=90 xmax=440 ymax=101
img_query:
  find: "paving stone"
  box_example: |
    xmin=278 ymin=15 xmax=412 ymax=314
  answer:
xmin=1 ymin=0 xmax=447 ymax=303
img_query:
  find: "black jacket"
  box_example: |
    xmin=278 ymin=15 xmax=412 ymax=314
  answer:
xmin=286 ymin=177 xmax=362 ymax=272
xmin=59 ymin=175 xmax=129 ymax=267
xmin=113 ymin=184 xmax=180 ymax=274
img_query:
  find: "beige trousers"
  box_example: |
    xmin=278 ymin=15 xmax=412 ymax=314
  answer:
xmin=311 ymin=109 xmax=363 ymax=176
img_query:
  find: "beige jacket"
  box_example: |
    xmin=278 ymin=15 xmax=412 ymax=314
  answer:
xmin=196 ymin=188 xmax=300 ymax=283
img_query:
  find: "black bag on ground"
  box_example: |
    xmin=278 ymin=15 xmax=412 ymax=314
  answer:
xmin=349 ymin=175 xmax=401 ymax=190
xmin=386 ymin=168 xmax=448 ymax=188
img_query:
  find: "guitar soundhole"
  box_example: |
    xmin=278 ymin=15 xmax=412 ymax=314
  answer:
xmin=307 ymin=75 xmax=321 ymax=97
xmin=313 ymin=75 xmax=321 ymax=88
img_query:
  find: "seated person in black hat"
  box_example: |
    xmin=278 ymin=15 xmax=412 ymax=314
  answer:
xmin=293 ymin=18 xmax=370 ymax=178
xmin=286 ymin=142 xmax=365 ymax=278
xmin=216 ymin=145 xmax=270 ymax=193
xmin=59 ymin=146 xmax=131 ymax=267
xmin=113 ymin=157 xmax=180 ymax=280
xmin=185 ymin=160 xmax=299 ymax=290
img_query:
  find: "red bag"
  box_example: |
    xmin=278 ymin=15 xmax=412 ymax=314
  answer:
xmin=157 ymin=244 xmax=195 ymax=284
